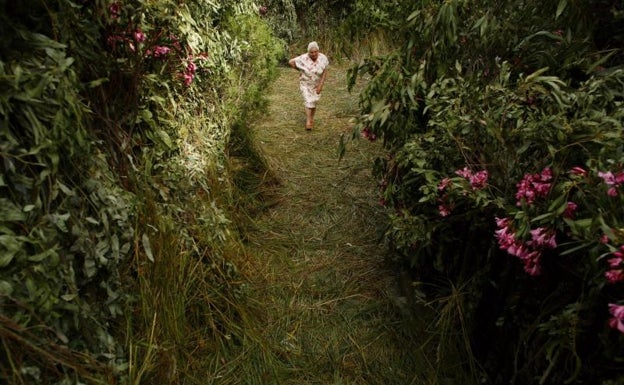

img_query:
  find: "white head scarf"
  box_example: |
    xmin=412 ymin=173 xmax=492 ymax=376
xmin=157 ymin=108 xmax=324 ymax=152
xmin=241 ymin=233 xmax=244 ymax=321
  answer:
xmin=307 ymin=41 xmax=319 ymax=52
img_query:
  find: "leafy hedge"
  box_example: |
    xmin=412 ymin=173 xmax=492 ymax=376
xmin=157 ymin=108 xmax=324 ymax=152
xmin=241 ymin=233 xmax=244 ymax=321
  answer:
xmin=349 ymin=0 xmax=624 ymax=383
xmin=1 ymin=1 xmax=282 ymax=383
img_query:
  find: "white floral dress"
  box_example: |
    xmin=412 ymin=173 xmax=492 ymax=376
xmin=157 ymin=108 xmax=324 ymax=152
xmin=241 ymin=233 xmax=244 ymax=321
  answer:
xmin=294 ymin=52 xmax=329 ymax=108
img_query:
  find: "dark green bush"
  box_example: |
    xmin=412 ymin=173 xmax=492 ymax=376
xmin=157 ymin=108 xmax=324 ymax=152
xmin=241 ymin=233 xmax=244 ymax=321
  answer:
xmin=349 ymin=0 xmax=624 ymax=383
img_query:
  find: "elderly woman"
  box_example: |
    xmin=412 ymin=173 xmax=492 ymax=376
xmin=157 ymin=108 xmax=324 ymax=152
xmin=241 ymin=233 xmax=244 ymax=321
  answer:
xmin=288 ymin=41 xmax=329 ymax=130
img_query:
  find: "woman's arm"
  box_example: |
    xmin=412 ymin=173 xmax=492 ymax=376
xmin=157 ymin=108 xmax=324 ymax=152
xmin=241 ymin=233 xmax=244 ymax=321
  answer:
xmin=316 ymin=68 xmax=328 ymax=93
xmin=288 ymin=58 xmax=298 ymax=69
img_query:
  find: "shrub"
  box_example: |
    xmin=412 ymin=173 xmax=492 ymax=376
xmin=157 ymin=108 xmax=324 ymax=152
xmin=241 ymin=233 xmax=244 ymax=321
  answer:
xmin=349 ymin=0 xmax=624 ymax=383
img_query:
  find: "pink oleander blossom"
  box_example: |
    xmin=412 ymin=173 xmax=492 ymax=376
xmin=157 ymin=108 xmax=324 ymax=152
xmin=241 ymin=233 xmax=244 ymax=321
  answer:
xmin=470 ymin=170 xmax=489 ymax=190
xmin=608 ymin=256 xmax=623 ymax=268
xmin=187 ymin=61 xmax=197 ymax=74
xmin=109 ymin=2 xmax=121 ymax=19
xmin=606 ymin=248 xmax=624 ymax=284
xmin=183 ymin=72 xmax=194 ymax=86
xmin=599 ymin=170 xmax=624 ymax=197
xmin=438 ymin=178 xmax=452 ymax=191
xmin=438 ymin=204 xmax=452 ymax=217
xmin=606 ymin=270 xmax=624 ymax=284
xmin=361 ymin=127 xmax=377 ymax=141
xmin=455 ymin=167 xmax=472 ymax=179
xmin=599 ymin=171 xmax=616 ymax=185
xmin=569 ymin=166 xmax=587 ymax=176
xmin=495 ymin=218 xmax=557 ymax=276
xmin=152 ymin=45 xmax=170 ymax=58
xmin=608 ymin=303 xmax=624 ymax=333
xmin=564 ymin=201 xmax=578 ymax=218
xmin=530 ymin=227 xmax=557 ymax=249
xmin=134 ymin=30 xmax=146 ymax=42
xmin=515 ymin=167 xmax=552 ymax=206
xmin=455 ymin=167 xmax=489 ymax=190
xmin=523 ymin=252 xmax=542 ymax=276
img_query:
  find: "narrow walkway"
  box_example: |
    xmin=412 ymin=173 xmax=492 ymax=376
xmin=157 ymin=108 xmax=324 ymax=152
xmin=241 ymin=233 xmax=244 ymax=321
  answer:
xmin=240 ymin=64 xmax=422 ymax=384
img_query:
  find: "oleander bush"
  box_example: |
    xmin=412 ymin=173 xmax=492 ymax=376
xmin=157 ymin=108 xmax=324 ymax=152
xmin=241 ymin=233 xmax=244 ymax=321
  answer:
xmin=349 ymin=0 xmax=624 ymax=383
xmin=0 ymin=0 xmax=282 ymax=383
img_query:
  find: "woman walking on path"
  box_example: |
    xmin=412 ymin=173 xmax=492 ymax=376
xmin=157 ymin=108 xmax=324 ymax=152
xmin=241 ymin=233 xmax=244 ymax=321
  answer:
xmin=288 ymin=41 xmax=329 ymax=130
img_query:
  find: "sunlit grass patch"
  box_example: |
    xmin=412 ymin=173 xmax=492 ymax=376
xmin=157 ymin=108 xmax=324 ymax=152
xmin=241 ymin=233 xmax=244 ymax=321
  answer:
xmin=221 ymin=64 xmax=433 ymax=384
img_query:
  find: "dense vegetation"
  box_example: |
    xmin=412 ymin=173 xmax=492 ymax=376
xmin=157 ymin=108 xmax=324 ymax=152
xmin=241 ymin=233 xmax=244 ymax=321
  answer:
xmin=1 ymin=0 xmax=282 ymax=383
xmin=2 ymin=0 xmax=624 ymax=384
xmin=347 ymin=0 xmax=624 ymax=383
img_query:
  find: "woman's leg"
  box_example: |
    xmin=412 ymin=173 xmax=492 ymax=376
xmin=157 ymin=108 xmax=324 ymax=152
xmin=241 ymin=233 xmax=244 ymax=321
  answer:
xmin=305 ymin=107 xmax=314 ymax=129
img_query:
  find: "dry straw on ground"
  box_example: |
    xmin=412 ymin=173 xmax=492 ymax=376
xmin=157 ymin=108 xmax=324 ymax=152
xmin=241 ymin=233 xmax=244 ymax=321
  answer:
xmin=216 ymin=64 xmax=432 ymax=384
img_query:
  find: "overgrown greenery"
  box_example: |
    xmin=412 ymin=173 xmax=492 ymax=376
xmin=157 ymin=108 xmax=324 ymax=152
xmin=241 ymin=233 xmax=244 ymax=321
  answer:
xmin=5 ymin=0 xmax=624 ymax=383
xmin=348 ymin=0 xmax=624 ymax=383
xmin=1 ymin=0 xmax=283 ymax=383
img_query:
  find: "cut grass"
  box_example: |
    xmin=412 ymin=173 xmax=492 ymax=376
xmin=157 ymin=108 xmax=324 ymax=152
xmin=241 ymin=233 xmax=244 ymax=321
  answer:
xmin=223 ymin=64 xmax=433 ymax=384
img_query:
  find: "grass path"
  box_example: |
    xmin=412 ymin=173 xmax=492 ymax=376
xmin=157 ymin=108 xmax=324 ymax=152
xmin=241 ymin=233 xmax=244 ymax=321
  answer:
xmin=228 ymin=64 xmax=425 ymax=384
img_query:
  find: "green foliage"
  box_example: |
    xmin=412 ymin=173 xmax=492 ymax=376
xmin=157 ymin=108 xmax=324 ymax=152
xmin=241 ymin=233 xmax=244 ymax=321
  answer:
xmin=1 ymin=0 xmax=283 ymax=383
xmin=349 ymin=0 xmax=624 ymax=383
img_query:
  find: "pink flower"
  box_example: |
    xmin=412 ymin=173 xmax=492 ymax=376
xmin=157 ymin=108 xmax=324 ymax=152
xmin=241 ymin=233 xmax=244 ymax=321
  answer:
xmin=438 ymin=178 xmax=451 ymax=191
xmin=109 ymin=2 xmax=121 ymax=19
xmin=454 ymin=167 xmax=489 ymax=190
xmin=515 ymin=167 xmax=552 ymax=206
xmin=494 ymin=217 xmax=515 ymax=249
xmin=599 ymin=171 xmax=616 ymax=185
xmin=470 ymin=170 xmax=489 ymax=190
xmin=183 ymin=72 xmax=194 ymax=86
xmin=598 ymin=170 xmax=624 ymax=196
xmin=605 ymin=269 xmax=624 ymax=284
xmin=600 ymin=234 xmax=610 ymax=244
xmin=523 ymin=253 xmax=542 ymax=276
xmin=361 ymin=127 xmax=376 ymax=141
xmin=153 ymin=45 xmax=170 ymax=58
xmin=495 ymin=229 xmax=516 ymax=249
xmin=530 ymin=227 xmax=557 ymax=249
xmin=608 ymin=257 xmax=623 ymax=268
xmin=438 ymin=204 xmax=452 ymax=217
xmin=608 ymin=303 xmax=624 ymax=333
xmin=495 ymin=218 xmax=553 ymax=276
xmin=569 ymin=166 xmax=587 ymax=176
xmin=564 ymin=201 xmax=578 ymax=218
xmin=455 ymin=167 xmax=472 ymax=179
xmin=134 ymin=30 xmax=146 ymax=43
xmin=495 ymin=217 xmax=511 ymax=228
xmin=187 ymin=60 xmax=197 ymax=74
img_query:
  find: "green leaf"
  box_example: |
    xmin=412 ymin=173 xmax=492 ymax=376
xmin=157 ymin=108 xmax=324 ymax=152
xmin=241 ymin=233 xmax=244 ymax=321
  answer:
xmin=86 ymin=77 xmax=109 ymax=88
xmin=0 ymin=235 xmax=23 ymax=267
xmin=142 ymin=233 xmax=154 ymax=262
xmin=556 ymin=0 xmax=567 ymax=19
xmin=0 ymin=280 xmax=13 ymax=296
xmin=28 ymin=248 xmax=57 ymax=263
xmin=0 ymin=199 xmax=27 ymax=222
xmin=61 ymin=293 xmax=78 ymax=301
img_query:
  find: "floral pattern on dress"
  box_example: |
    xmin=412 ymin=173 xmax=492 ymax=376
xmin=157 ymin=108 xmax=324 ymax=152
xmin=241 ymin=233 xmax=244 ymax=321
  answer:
xmin=294 ymin=52 xmax=329 ymax=108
